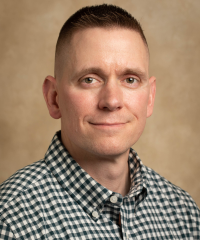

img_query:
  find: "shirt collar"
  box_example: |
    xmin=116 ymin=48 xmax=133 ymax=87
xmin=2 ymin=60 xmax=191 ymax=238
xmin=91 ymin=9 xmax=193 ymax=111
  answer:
xmin=44 ymin=131 xmax=147 ymax=219
xmin=128 ymin=149 xmax=147 ymax=197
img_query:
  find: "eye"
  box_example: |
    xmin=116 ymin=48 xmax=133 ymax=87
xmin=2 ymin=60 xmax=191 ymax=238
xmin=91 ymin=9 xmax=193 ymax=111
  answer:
xmin=83 ymin=77 xmax=96 ymax=84
xmin=125 ymin=77 xmax=138 ymax=84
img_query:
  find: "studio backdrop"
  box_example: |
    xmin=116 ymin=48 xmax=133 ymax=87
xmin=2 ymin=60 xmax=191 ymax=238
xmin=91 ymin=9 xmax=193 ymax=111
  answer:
xmin=0 ymin=0 xmax=200 ymax=206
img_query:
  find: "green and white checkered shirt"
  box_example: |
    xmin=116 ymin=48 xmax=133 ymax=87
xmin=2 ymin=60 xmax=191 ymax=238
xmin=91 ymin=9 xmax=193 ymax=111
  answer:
xmin=0 ymin=131 xmax=199 ymax=239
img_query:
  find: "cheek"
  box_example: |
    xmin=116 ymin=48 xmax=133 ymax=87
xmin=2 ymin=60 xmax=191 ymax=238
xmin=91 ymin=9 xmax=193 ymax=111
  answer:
xmin=125 ymin=88 xmax=149 ymax=116
xmin=59 ymin=89 xmax=95 ymax=120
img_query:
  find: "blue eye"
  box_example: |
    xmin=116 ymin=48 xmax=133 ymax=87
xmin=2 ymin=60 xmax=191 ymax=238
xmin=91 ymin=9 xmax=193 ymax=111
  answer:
xmin=125 ymin=78 xmax=137 ymax=84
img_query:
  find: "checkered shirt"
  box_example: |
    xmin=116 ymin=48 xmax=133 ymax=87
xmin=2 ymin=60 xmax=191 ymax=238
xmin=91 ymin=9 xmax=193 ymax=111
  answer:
xmin=0 ymin=131 xmax=200 ymax=239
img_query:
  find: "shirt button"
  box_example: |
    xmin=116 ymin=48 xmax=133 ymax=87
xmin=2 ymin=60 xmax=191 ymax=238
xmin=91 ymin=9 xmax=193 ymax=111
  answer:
xmin=92 ymin=211 xmax=99 ymax=218
xmin=110 ymin=195 xmax=118 ymax=203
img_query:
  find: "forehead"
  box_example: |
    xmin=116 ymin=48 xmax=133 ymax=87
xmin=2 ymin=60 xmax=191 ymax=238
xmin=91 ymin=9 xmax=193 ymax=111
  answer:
xmin=64 ymin=27 xmax=149 ymax=78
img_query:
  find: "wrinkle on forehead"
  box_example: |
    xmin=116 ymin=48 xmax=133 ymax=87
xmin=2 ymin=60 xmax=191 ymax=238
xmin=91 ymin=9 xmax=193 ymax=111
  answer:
xmin=55 ymin=27 xmax=149 ymax=82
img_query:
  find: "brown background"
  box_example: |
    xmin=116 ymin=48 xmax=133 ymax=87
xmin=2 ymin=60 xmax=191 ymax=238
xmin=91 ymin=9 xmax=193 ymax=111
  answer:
xmin=0 ymin=0 xmax=200 ymax=207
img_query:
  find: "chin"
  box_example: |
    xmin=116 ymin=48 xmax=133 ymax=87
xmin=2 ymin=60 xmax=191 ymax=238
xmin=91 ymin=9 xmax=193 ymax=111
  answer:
xmin=87 ymin=140 xmax=131 ymax=158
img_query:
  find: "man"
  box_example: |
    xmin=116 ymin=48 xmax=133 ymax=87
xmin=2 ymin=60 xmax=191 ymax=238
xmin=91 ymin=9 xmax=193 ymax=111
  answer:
xmin=0 ymin=4 xmax=199 ymax=239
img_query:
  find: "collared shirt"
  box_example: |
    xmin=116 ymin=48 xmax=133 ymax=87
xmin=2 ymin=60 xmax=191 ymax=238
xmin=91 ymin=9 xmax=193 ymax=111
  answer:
xmin=0 ymin=131 xmax=199 ymax=239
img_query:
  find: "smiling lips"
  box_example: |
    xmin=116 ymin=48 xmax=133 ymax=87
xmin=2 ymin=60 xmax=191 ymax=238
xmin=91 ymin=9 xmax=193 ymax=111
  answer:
xmin=89 ymin=122 xmax=127 ymax=128
xmin=91 ymin=122 xmax=125 ymax=125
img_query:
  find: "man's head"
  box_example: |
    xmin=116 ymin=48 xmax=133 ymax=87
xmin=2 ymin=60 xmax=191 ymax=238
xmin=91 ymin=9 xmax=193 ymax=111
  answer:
xmin=55 ymin=4 xmax=148 ymax=81
xmin=43 ymin=4 xmax=156 ymax=161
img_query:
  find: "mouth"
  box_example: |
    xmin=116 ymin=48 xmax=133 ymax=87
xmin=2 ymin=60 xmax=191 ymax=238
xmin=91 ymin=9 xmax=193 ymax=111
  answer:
xmin=89 ymin=122 xmax=126 ymax=129
xmin=90 ymin=122 xmax=125 ymax=125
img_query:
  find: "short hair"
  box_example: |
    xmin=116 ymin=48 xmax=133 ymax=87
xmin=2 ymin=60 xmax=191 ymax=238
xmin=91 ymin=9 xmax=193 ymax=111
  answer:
xmin=55 ymin=4 xmax=148 ymax=79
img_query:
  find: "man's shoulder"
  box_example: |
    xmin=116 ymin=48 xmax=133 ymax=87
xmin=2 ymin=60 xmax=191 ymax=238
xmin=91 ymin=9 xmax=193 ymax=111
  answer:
xmin=143 ymin=164 xmax=200 ymax=215
xmin=0 ymin=160 xmax=50 ymax=211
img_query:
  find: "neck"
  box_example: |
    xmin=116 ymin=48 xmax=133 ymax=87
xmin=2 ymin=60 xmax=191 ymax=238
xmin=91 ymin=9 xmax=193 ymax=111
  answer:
xmin=86 ymin=156 xmax=131 ymax=197
xmin=66 ymin=146 xmax=131 ymax=196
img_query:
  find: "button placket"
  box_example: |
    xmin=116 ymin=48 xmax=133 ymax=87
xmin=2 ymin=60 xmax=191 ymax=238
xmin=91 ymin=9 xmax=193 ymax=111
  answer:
xmin=120 ymin=205 xmax=129 ymax=240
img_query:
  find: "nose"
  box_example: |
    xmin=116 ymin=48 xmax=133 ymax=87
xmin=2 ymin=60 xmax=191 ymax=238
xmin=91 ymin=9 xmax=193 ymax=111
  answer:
xmin=98 ymin=80 xmax=124 ymax=111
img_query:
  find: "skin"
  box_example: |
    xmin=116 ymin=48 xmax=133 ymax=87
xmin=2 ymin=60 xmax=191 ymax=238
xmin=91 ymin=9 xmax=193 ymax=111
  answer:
xmin=43 ymin=27 xmax=156 ymax=196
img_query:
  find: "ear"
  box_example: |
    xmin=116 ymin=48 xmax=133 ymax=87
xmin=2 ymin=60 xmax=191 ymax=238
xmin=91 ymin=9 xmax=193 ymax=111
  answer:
xmin=147 ymin=76 xmax=156 ymax=118
xmin=42 ymin=75 xmax=61 ymax=119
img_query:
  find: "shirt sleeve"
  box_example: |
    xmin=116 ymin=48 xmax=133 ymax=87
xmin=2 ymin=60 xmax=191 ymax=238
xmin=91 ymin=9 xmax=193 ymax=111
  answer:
xmin=0 ymin=221 xmax=16 ymax=240
xmin=189 ymin=196 xmax=200 ymax=239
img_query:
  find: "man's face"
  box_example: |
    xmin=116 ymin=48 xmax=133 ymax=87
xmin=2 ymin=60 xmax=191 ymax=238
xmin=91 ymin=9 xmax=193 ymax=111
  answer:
xmin=55 ymin=27 xmax=155 ymax=159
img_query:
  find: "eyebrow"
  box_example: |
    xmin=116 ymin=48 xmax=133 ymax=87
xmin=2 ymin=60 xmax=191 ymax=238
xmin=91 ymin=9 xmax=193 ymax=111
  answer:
xmin=117 ymin=67 xmax=148 ymax=80
xmin=71 ymin=67 xmax=107 ymax=80
xmin=71 ymin=66 xmax=147 ymax=80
